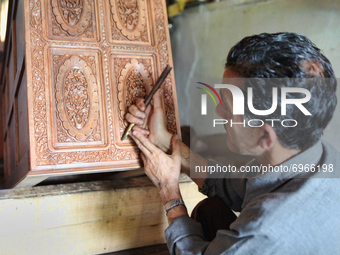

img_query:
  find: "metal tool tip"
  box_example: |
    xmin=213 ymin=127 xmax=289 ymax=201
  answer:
xmin=121 ymin=133 xmax=128 ymax=141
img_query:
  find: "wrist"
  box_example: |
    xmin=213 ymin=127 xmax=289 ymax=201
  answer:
xmin=166 ymin=204 xmax=188 ymax=225
xmin=164 ymin=198 xmax=186 ymax=214
xmin=159 ymin=183 xmax=181 ymax=205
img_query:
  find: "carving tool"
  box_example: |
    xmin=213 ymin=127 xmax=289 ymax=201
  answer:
xmin=121 ymin=65 xmax=172 ymax=141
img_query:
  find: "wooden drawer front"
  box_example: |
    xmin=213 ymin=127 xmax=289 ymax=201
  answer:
xmin=26 ymin=0 xmax=179 ymax=172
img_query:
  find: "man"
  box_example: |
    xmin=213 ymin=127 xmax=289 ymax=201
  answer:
xmin=126 ymin=32 xmax=340 ymax=254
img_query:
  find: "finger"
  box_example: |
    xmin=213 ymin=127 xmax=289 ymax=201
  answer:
xmin=140 ymin=153 xmax=148 ymax=168
xmin=128 ymin=104 xmax=146 ymax=119
xmin=144 ymin=104 xmax=152 ymax=117
xmin=136 ymin=98 xmax=146 ymax=111
xmin=171 ymin=135 xmax=181 ymax=159
xmin=132 ymin=125 xmax=150 ymax=136
xmin=125 ymin=113 xmax=145 ymax=126
xmin=132 ymin=130 xmax=161 ymax=155
xmin=140 ymin=152 xmax=146 ymax=162
xmin=130 ymin=132 xmax=152 ymax=158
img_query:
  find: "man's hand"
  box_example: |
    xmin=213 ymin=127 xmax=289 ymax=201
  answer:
xmin=126 ymin=87 xmax=209 ymax=189
xmin=130 ymin=130 xmax=182 ymax=204
xmin=125 ymin=89 xmax=172 ymax=152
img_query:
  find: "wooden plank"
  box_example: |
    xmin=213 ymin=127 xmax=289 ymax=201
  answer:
xmin=0 ymin=177 xmax=206 ymax=255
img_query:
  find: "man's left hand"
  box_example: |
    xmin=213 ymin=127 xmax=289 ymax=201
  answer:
xmin=130 ymin=130 xmax=182 ymax=205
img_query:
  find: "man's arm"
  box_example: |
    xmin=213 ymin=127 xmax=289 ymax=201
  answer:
xmin=128 ymin=130 xmax=276 ymax=255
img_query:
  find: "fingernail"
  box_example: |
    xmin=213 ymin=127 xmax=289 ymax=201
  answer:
xmin=132 ymin=131 xmax=137 ymax=135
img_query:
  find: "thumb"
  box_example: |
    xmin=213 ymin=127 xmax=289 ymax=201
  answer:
xmin=171 ymin=135 xmax=181 ymax=159
xmin=153 ymin=88 xmax=163 ymax=109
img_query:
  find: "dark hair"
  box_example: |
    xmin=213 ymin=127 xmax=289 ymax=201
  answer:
xmin=225 ymin=32 xmax=337 ymax=150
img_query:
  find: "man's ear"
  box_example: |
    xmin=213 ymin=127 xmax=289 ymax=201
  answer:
xmin=258 ymin=123 xmax=277 ymax=150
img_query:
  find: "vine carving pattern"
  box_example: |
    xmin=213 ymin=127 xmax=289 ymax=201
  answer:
xmin=154 ymin=0 xmax=177 ymax=135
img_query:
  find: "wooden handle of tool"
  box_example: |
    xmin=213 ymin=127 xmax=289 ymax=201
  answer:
xmin=144 ymin=65 xmax=172 ymax=107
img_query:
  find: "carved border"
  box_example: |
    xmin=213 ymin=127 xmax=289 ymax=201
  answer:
xmin=29 ymin=0 xmax=177 ymax=167
xmin=153 ymin=0 xmax=177 ymax=135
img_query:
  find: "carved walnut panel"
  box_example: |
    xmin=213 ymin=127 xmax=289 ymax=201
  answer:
xmin=25 ymin=0 xmax=179 ymax=174
xmin=47 ymin=0 xmax=99 ymax=41
xmin=111 ymin=56 xmax=156 ymax=146
xmin=107 ymin=0 xmax=151 ymax=44
xmin=49 ymin=49 xmax=107 ymax=150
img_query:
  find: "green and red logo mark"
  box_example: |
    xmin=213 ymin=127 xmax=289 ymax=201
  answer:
xmin=196 ymin=82 xmax=222 ymax=115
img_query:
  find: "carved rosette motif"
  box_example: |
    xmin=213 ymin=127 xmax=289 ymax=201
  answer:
xmin=54 ymin=55 xmax=101 ymax=143
xmin=109 ymin=0 xmax=149 ymax=42
xmin=29 ymin=0 xmax=176 ymax=166
xmin=116 ymin=58 xmax=153 ymax=135
xmin=51 ymin=0 xmax=95 ymax=38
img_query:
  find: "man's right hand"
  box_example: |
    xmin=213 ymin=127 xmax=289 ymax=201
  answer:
xmin=125 ymin=89 xmax=172 ymax=152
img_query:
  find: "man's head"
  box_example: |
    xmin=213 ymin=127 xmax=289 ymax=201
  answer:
xmin=220 ymin=32 xmax=337 ymax=151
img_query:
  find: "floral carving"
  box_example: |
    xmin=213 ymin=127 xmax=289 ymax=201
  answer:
xmin=51 ymin=0 xmax=95 ymax=38
xmin=126 ymin=69 xmax=147 ymax=106
xmin=109 ymin=0 xmax=149 ymax=42
xmin=59 ymin=0 xmax=83 ymax=26
xmin=154 ymin=0 xmax=177 ymax=135
xmin=115 ymin=58 xmax=153 ymax=136
xmin=64 ymin=68 xmax=90 ymax=130
xmin=117 ymin=0 xmax=138 ymax=31
xmin=30 ymin=0 xmax=43 ymax=31
xmin=54 ymin=55 xmax=102 ymax=143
